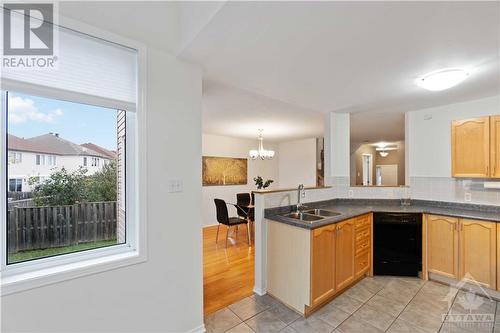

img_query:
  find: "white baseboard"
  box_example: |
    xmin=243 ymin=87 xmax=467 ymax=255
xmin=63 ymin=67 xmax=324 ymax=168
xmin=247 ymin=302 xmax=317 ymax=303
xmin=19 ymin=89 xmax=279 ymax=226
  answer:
xmin=185 ymin=324 xmax=206 ymax=333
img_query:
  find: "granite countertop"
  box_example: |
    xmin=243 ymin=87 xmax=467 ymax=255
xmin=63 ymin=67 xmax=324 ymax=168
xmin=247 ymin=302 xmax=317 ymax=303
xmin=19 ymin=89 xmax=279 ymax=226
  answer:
xmin=264 ymin=199 xmax=500 ymax=230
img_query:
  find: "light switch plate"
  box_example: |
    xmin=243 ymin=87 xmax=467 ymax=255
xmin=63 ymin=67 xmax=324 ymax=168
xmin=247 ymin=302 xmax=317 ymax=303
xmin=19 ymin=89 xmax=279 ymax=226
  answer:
xmin=168 ymin=179 xmax=183 ymax=193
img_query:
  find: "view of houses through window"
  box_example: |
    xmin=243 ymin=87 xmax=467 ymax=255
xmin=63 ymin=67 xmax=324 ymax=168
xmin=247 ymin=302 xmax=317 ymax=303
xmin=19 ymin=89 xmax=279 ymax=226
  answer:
xmin=6 ymin=91 xmax=126 ymax=264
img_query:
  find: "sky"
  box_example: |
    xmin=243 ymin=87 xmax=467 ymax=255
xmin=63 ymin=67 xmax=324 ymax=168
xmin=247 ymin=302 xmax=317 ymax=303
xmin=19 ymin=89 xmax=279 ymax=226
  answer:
xmin=7 ymin=92 xmax=118 ymax=151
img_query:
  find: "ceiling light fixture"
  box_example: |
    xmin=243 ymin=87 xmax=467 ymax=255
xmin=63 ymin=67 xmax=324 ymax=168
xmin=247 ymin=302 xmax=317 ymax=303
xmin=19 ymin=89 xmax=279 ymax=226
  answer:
xmin=416 ymin=68 xmax=470 ymax=91
xmin=249 ymin=129 xmax=275 ymax=160
xmin=379 ymin=151 xmax=389 ymax=157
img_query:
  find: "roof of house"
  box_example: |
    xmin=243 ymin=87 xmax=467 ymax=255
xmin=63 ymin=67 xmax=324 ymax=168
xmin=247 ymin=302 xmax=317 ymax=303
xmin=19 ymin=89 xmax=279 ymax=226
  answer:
xmin=8 ymin=133 xmax=113 ymax=159
xmin=81 ymin=143 xmax=116 ymax=159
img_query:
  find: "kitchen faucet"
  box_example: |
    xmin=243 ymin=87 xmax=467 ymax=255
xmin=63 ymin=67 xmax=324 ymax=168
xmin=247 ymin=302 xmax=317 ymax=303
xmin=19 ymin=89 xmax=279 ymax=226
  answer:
xmin=296 ymin=184 xmax=307 ymax=212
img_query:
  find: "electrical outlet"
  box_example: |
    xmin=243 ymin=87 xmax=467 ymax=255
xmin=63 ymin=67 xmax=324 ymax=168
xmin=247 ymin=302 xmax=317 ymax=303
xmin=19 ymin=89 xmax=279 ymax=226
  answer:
xmin=348 ymin=190 xmax=354 ymax=198
xmin=301 ymin=191 xmax=306 ymax=198
xmin=168 ymin=179 xmax=183 ymax=193
xmin=464 ymin=192 xmax=472 ymax=202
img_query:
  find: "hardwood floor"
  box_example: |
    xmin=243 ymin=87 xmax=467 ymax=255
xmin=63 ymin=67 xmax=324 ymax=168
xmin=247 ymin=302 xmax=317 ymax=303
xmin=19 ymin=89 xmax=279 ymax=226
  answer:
xmin=203 ymin=224 xmax=254 ymax=315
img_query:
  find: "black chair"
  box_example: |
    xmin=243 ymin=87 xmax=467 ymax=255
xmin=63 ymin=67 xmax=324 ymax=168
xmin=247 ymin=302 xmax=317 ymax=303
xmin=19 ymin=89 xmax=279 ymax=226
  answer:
xmin=214 ymin=199 xmax=250 ymax=247
xmin=236 ymin=193 xmax=252 ymax=220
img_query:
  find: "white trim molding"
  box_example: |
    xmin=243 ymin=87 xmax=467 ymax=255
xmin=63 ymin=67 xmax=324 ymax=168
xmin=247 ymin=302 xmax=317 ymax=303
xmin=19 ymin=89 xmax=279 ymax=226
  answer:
xmin=0 ymin=15 xmax=148 ymax=296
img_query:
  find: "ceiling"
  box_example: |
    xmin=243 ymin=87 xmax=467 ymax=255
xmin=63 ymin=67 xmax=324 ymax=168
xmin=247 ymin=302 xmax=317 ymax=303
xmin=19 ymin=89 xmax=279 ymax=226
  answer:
xmin=350 ymin=111 xmax=405 ymax=145
xmin=180 ymin=1 xmax=499 ymax=140
xmin=203 ymin=81 xmax=323 ymax=142
xmin=60 ymin=2 xmax=499 ymax=142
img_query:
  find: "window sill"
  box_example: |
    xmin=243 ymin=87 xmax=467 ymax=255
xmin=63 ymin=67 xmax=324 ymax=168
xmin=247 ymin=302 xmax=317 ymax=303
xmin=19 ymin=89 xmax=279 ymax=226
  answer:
xmin=1 ymin=249 xmax=146 ymax=296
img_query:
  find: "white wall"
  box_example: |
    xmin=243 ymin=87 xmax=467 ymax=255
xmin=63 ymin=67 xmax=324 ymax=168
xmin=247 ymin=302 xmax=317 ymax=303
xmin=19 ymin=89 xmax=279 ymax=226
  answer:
xmin=278 ymin=138 xmax=317 ymax=189
xmin=1 ymin=48 xmax=204 ymax=333
xmin=202 ymin=134 xmax=279 ymax=226
xmin=324 ymin=95 xmax=500 ymax=205
xmin=408 ymin=95 xmax=500 ymax=177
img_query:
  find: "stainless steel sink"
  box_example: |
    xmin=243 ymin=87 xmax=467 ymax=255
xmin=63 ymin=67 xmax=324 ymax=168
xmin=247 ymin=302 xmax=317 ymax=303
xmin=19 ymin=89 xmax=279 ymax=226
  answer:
xmin=284 ymin=212 xmax=324 ymax=222
xmin=303 ymin=209 xmax=342 ymax=217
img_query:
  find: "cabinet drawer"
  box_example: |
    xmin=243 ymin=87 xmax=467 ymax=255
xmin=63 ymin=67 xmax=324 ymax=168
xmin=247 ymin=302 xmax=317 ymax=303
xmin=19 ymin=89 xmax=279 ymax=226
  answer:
xmin=355 ymin=251 xmax=370 ymax=277
xmin=356 ymin=238 xmax=370 ymax=255
xmin=355 ymin=226 xmax=370 ymax=242
xmin=355 ymin=215 xmax=371 ymax=230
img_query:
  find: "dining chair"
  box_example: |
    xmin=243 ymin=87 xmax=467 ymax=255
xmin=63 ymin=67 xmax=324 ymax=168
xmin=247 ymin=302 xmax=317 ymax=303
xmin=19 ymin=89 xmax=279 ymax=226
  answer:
xmin=214 ymin=198 xmax=250 ymax=247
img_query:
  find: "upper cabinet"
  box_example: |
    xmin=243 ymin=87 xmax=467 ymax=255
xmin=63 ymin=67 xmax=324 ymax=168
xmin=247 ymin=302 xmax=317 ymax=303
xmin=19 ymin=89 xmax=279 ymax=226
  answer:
xmin=452 ymin=116 xmax=499 ymax=178
xmin=491 ymin=116 xmax=500 ymax=178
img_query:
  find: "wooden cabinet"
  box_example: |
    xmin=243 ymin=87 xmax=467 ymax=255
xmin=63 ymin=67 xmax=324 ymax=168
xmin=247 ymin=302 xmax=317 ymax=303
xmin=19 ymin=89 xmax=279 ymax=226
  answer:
xmin=427 ymin=215 xmax=497 ymax=289
xmin=309 ymin=214 xmax=372 ymax=309
xmin=459 ymin=219 xmax=496 ymax=289
xmin=311 ymin=225 xmax=336 ymax=306
xmin=491 ymin=116 xmax=500 ymax=178
xmin=354 ymin=215 xmax=372 ymax=278
xmin=335 ymin=219 xmax=355 ymax=290
xmin=427 ymin=215 xmax=459 ymax=279
xmin=452 ymin=116 xmax=490 ymax=178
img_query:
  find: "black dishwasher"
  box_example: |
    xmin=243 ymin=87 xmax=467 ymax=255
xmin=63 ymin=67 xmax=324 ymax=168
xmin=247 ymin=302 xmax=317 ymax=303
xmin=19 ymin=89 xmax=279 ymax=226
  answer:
xmin=374 ymin=212 xmax=422 ymax=276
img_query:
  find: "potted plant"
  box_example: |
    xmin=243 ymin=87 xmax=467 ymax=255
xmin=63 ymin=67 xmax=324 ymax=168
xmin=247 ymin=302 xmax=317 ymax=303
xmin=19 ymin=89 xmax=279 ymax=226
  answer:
xmin=254 ymin=176 xmax=274 ymax=190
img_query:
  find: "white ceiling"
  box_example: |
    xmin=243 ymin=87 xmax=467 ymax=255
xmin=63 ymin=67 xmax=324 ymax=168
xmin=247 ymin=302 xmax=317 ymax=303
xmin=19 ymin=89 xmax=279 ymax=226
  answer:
xmin=180 ymin=1 xmax=499 ymax=140
xmin=59 ymin=2 xmax=499 ymax=142
xmin=203 ymin=81 xmax=324 ymax=142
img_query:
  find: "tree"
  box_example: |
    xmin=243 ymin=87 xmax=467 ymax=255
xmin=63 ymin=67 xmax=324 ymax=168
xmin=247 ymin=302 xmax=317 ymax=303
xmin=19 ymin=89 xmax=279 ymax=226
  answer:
xmin=29 ymin=161 xmax=117 ymax=207
xmin=29 ymin=167 xmax=89 ymax=206
xmin=85 ymin=161 xmax=117 ymax=202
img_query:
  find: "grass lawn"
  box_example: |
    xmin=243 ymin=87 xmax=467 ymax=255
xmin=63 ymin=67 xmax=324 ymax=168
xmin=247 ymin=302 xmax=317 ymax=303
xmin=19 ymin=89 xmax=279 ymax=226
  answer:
xmin=8 ymin=239 xmax=118 ymax=264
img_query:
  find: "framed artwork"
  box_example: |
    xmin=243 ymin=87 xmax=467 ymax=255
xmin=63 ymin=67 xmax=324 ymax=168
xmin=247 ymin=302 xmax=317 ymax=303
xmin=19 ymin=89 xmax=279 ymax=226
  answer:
xmin=202 ymin=156 xmax=247 ymax=186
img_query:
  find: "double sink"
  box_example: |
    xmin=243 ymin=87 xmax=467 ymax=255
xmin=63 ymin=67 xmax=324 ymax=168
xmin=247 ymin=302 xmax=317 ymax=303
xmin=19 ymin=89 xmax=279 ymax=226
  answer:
xmin=284 ymin=209 xmax=342 ymax=223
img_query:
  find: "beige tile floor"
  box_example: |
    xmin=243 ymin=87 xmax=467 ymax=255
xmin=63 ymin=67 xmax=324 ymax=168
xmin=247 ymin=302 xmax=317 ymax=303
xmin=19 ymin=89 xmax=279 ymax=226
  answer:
xmin=204 ymin=276 xmax=500 ymax=333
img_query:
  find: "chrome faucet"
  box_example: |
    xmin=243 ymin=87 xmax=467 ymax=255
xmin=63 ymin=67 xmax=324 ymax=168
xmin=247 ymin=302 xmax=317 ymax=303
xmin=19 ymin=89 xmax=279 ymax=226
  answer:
xmin=296 ymin=184 xmax=306 ymax=212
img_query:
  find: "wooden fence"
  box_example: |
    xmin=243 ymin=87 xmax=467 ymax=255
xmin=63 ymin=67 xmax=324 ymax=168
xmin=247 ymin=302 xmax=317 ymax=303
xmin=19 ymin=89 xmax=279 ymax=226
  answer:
xmin=7 ymin=202 xmax=117 ymax=254
xmin=7 ymin=192 xmax=33 ymax=200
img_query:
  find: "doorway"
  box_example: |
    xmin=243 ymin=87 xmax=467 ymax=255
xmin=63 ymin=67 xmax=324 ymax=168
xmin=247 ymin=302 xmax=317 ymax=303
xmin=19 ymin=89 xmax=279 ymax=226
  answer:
xmin=362 ymin=154 xmax=373 ymax=186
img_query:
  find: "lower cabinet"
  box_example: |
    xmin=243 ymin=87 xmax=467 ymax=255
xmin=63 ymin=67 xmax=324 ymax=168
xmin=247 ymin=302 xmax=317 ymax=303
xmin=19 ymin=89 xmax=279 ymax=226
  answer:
xmin=335 ymin=219 xmax=355 ymax=290
xmin=310 ymin=214 xmax=371 ymax=308
xmin=311 ymin=225 xmax=336 ymax=306
xmin=427 ymin=214 xmax=497 ymax=289
xmin=459 ymin=219 xmax=496 ymax=289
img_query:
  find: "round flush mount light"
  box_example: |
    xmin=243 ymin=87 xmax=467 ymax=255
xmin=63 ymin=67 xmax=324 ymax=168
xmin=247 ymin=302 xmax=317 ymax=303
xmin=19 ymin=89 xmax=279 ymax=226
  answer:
xmin=416 ymin=68 xmax=470 ymax=91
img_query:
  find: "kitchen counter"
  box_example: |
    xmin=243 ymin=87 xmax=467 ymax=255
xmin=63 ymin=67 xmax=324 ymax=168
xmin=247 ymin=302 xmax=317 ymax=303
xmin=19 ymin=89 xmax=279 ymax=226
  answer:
xmin=265 ymin=199 xmax=500 ymax=229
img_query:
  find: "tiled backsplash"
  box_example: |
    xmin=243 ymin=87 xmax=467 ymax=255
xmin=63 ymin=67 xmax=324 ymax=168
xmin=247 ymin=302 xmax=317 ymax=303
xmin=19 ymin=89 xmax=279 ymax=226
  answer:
xmin=260 ymin=177 xmax=499 ymax=209
xmin=329 ymin=176 xmax=500 ymax=206
xmin=410 ymin=177 xmax=500 ymax=206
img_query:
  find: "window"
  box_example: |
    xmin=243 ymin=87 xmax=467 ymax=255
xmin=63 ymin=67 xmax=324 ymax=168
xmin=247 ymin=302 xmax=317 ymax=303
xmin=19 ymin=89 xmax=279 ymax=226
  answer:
xmin=5 ymin=92 xmax=126 ymax=264
xmin=83 ymin=157 xmax=87 ymax=167
xmin=8 ymin=179 xmax=22 ymax=192
xmin=0 ymin=16 xmax=143 ymax=295
xmin=8 ymin=152 xmax=22 ymax=164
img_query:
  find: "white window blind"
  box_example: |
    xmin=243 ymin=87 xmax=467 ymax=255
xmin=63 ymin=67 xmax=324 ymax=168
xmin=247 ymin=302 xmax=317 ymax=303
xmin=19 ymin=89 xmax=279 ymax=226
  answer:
xmin=1 ymin=11 xmax=137 ymax=111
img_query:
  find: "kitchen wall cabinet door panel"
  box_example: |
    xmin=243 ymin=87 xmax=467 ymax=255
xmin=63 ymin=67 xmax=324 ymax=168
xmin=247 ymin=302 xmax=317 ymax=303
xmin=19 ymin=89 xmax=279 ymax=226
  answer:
xmin=427 ymin=215 xmax=459 ymax=279
xmin=459 ymin=219 xmax=496 ymax=289
xmin=491 ymin=115 xmax=500 ymax=178
xmin=311 ymin=225 xmax=336 ymax=306
xmin=452 ymin=116 xmax=490 ymax=178
xmin=335 ymin=220 xmax=355 ymax=290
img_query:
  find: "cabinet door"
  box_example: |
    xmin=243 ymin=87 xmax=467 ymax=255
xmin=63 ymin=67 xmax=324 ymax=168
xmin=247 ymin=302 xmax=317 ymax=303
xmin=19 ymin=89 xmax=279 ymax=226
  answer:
xmin=427 ymin=215 xmax=459 ymax=279
xmin=311 ymin=225 xmax=336 ymax=306
xmin=452 ymin=117 xmax=490 ymax=178
xmin=491 ymin=116 xmax=500 ymax=178
xmin=459 ymin=219 xmax=496 ymax=289
xmin=335 ymin=220 xmax=355 ymax=290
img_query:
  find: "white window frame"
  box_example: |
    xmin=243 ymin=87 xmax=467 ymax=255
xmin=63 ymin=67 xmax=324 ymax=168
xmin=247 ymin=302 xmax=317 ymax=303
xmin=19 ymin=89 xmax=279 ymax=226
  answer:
xmin=0 ymin=16 xmax=148 ymax=296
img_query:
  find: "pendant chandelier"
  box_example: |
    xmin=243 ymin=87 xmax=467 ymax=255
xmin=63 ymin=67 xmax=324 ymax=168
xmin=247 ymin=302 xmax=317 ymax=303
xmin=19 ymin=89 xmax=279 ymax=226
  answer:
xmin=249 ymin=129 xmax=275 ymax=160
